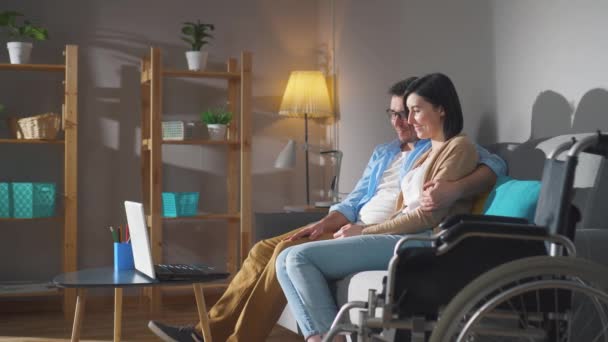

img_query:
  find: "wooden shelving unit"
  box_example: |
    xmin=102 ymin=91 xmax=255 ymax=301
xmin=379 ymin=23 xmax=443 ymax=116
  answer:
xmin=0 ymin=45 xmax=78 ymax=315
xmin=140 ymin=47 xmax=252 ymax=311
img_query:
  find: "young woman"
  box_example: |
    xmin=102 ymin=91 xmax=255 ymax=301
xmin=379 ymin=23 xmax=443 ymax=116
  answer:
xmin=275 ymin=73 xmax=479 ymax=341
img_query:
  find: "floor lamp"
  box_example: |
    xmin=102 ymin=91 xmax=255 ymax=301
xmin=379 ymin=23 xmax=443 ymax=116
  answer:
xmin=277 ymin=71 xmax=333 ymax=205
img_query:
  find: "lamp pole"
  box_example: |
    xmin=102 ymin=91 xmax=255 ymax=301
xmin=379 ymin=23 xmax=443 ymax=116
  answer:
xmin=304 ymin=113 xmax=310 ymax=205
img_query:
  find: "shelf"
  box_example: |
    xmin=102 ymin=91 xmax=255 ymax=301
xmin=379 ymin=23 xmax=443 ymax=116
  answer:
xmin=0 ymin=63 xmax=65 ymax=72
xmin=162 ymin=69 xmax=241 ymax=80
xmin=142 ymin=139 xmax=240 ymax=150
xmin=0 ymin=282 xmax=60 ymax=298
xmin=0 ymin=289 xmax=60 ymax=298
xmin=0 ymin=138 xmax=65 ymax=145
xmin=0 ymin=216 xmax=63 ymax=222
xmin=162 ymin=139 xmax=240 ymax=146
xmin=163 ymin=213 xmax=240 ymax=221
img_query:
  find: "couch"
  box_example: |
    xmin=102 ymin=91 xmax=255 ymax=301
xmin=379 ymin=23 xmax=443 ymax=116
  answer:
xmin=254 ymin=133 xmax=608 ymax=335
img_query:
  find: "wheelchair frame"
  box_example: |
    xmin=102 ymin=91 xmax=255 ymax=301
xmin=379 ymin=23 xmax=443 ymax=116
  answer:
xmin=324 ymin=133 xmax=608 ymax=342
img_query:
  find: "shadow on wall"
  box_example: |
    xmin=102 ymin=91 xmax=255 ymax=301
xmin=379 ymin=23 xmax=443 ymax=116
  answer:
xmin=80 ymin=30 xmax=261 ymax=267
xmin=93 ymin=29 xmax=320 ymax=212
xmin=94 ymin=28 xmax=336 ymax=213
xmin=486 ymin=88 xmax=608 ymax=229
xmin=488 ymin=88 xmax=608 ymax=181
xmin=93 ymin=29 xmax=235 ymax=71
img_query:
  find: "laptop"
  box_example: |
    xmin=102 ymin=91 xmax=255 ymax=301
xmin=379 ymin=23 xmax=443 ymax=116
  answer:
xmin=125 ymin=201 xmax=229 ymax=282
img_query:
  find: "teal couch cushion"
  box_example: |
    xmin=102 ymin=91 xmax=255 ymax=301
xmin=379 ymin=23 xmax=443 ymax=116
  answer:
xmin=483 ymin=176 xmax=542 ymax=223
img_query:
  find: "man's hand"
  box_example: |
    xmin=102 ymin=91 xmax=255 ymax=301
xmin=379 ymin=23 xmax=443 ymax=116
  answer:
xmin=284 ymin=221 xmax=333 ymax=242
xmin=420 ymin=179 xmax=462 ymax=211
xmin=333 ymin=223 xmax=365 ymax=239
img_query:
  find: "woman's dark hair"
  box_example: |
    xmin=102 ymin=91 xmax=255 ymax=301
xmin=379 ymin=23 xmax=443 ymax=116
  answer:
xmin=403 ymin=73 xmax=463 ymax=140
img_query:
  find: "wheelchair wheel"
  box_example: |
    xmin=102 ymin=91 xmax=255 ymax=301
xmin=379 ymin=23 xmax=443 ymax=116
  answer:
xmin=430 ymin=256 xmax=608 ymax=342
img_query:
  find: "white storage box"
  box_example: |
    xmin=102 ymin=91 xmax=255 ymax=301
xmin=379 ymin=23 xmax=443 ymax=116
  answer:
xmin=162 ymin=121 xmax=193 ymax=140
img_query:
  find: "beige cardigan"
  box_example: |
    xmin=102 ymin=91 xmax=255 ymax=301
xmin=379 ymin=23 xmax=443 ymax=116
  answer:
xmin=362 ymin=134 xmax=478 ymax=235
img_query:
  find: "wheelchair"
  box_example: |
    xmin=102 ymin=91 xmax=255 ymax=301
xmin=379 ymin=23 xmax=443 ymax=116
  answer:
xmin=325 ymin=132 xmax=608 ymax=342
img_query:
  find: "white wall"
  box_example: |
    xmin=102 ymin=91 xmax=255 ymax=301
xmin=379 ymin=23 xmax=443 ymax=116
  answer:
xmin=330 ymin=0 xmax=495 ymax=191
xmin=492 ymin=0 xmax=608 ymax=143
xmin=331 ymin=0 xmax=608 ymax=193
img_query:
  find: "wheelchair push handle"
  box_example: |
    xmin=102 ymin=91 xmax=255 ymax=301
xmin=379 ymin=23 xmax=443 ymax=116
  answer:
xmin=568 ymin=131 xmax=606 ymax=157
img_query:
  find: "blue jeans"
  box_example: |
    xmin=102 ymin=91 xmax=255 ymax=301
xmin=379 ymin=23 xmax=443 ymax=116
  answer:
xmin=275 ymin=232 xmax=431 ymax=338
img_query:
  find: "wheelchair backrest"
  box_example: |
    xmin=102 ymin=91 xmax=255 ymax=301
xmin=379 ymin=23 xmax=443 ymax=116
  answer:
xmin=534 ymin=157 xmax=577 ymax=239
xmin=534 ymin=132 xmax=608 ymax=240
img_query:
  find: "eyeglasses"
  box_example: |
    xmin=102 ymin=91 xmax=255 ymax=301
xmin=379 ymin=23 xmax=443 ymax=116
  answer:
xmin=385 ymin=109 xmax=408 ymax=120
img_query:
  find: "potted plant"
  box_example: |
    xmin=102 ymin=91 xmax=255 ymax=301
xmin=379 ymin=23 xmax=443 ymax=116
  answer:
xmin=181 ymin=20 xmax=214 ymax=71
xmin=201 ymin=108 xmax=232 ymax=140
xmin=0 ymin=11 xmax=49 ymax=64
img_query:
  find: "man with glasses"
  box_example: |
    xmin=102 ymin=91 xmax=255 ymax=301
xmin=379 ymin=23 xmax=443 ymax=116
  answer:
xmin=147 ymin=78 xmax=505 ymax=342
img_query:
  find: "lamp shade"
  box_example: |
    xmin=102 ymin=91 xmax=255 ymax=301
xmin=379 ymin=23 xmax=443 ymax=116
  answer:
xmin=274 ymin=139 xmax=296 ymax=169
xmin=279 ymin=71 xmax=333 ymax=118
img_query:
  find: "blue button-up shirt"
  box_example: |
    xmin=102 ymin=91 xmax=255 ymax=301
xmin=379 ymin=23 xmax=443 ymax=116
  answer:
xmin=329 ymin=139 xmax=507 ymax=223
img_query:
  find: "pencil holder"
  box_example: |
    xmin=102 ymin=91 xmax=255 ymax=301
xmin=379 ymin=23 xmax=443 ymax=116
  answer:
xmin=113 ymin=242 xmax=134 ymax=271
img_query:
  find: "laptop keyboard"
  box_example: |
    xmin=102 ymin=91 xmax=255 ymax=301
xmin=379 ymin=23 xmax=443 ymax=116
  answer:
xmin=156 ymin=264 xmax=212 ymax=275
xmin=152 ymin=263 xmax=228 ymax=281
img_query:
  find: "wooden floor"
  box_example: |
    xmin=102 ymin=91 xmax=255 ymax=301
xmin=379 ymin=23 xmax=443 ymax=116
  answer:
xmin=0 ymin=295 xmax=301 ymax=342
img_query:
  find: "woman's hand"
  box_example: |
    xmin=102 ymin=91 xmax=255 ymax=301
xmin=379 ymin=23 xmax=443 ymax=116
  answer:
xmin=333 ymin=223 xmax=365 ymax=239
xmin=284 ymin=221 xmax=332 ymax=242
xmin=420 ymin=179 xmax=462 ymax=211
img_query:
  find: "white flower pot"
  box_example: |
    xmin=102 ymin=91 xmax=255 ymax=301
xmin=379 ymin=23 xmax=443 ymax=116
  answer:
xmin=185 ymin=51 xmax=208 ymax=71
xmin=207 ymin=124 xmax=227 ymax=141
xmin=7 ymin=42 xmax=33 ymax=64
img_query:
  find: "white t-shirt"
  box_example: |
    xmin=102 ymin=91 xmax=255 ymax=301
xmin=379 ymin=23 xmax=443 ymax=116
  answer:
xmin=357 ymin=151 xmax=408 ymax=225
xmin=400 ymin=157 xmax=431 ymax=213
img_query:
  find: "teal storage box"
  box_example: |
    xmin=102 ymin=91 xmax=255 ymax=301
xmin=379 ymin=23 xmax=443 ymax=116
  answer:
xmin=11 ymin=182 xmax=56 ymax=218
xmin=162 ymin=192 xmax=199 ymax=217
xmin=0 ymin=183 xmax=9 ymax=218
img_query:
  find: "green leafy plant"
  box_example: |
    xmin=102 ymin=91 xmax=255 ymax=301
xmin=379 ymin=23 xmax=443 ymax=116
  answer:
xmin=181 ymin=20 xmax=214 ymax=51
xmin=0 ymin=11 xmax=49 ymax=41
xmin=201 ymin=108 xmax=232 ymax=125
xmin=0 ymin=104 xmax=4 ymax=113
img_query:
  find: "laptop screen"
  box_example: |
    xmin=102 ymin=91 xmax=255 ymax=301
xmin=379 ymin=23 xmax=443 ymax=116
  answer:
xmin=124 ymin=201 xmax=156 ymax=279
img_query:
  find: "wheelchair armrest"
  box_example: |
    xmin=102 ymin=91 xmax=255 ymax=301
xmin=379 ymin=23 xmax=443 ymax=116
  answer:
xmin=438 ymin=220 xmax=577 ymax=257
xmin=439 ymin=214 xmax=528 ymax=230
xmin=440 ymin=220 xmax=548 ymax=245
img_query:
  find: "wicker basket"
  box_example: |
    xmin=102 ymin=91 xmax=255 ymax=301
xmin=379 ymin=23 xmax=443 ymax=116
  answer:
xmin=14 ymin=113 xmax=62 ymax=140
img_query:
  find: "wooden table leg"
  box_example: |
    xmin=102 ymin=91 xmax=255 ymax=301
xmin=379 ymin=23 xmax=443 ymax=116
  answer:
xmin=193 ymin=283 xmax=212 ymax=342
xmin=71 ymin=288 xmax=86 ymax=342
xmin=114 ymin=288 xmax=123 ymax=342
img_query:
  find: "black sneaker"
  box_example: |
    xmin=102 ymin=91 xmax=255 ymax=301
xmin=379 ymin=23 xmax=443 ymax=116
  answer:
xmin=148 ymin=320 xmax=204 ymax=342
